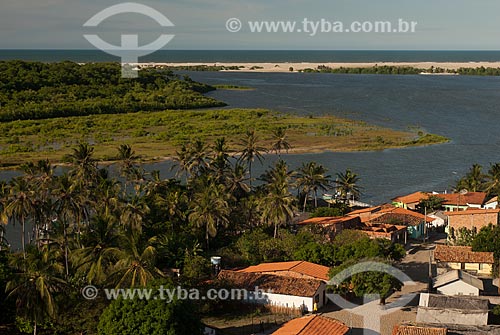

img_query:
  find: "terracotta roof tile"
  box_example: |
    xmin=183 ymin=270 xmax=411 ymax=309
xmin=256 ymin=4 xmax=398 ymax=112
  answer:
xmin=438 ymin=192 xmax=487 ymax=206
xmin=348 ymin=206 xmax=382 ymax=216
xmin=434 ymin=245 xmax=494 ymax=264
xmin=392 ymin=325 xmax=447 ymax=335
xmin=299 ymin=216 xmax=356 ymax=226
xmin=218 ymin=270 xmax=322 ymax=297
xmin=357 ymin=223 xmax=408 ymax=238
xmin=273 ymin=315 xmax=349 ymax=335
xmin=369 ymin=207 xmax=433 ymax=226
xmin=238 ymin=261 xmax=331 ymax=281
xmin=486 ymin=196 xmax=498 ymax=205
xmin=392 ymin=192 xmax=430 ymax=204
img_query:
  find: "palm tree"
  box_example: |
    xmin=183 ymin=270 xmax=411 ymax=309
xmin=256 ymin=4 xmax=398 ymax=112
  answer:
xmin=94 ymin=176 xmax=121 ymax=217
xmin=259 ymin=160 xmax=296 ymax=238
xmin=120 ymin=194 xmax=150 ymax=234
xmin=295 ymin=162 xmax=332 ymax=211
xmin=3 ymin=177 xmax=36 ymax=258
xmin=111 ymin=233 xmax=164 ymax=288
xmin=191 ymin=139 xmax=211 ymax=175
xmin=456 ymin=164 xmax=486 ymax=192
xmin=7 ymin=246 xmax=67 ymax=335
xmin=188 ymin=180 xmax=230 ymax=249
xmin=21 ymin=160 xmax=54 ymax=248
xmin=485 ymin=163 xmax=500 ymax=196
xmin=336 ymin=169 xmax=362 ymax=202
xmin=211 ymin=137 xmax=231 ymax=183
xmin=53 ymin=174 xmax=85 ymax=277
xmin=226 ymin=163 xmax=251 ymax=199
xmin=72 ymin=213 xmax=120 ymax=285
xmin=271 ymin=127 xmax=291 ymax=157
xmin=172 ymin=143 xmax=192 ymax=180
xmin=238 ymin=130 xmax=267 ymax=185
xmin=64 ymin=142 xmax=98 ymax=185
xmin=117 ymin=144 xmax=140 ymax=188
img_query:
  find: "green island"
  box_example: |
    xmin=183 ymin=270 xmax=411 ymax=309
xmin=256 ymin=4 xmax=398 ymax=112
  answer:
xmin=0 ymin=61 xmax=225 ymax=122
xmin=0 ymin=61 xmax=449 ymax=167
xmin=301 ymin=65 xmax=500 ymax=75
xmin=0 ymin=109 xmax=448 ymax=167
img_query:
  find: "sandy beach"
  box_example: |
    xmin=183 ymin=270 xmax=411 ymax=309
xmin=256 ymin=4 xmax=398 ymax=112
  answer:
xmin=136 ymin=61 xmax=500 ymax=72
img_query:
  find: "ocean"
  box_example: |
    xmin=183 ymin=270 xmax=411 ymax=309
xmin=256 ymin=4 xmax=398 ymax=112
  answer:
xmin=2 ymin=50 xmax=500 ymax=63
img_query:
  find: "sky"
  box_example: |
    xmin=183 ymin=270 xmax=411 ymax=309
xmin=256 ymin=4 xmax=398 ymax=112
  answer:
xmin=1 ymin=0 xmax=500 ymax=50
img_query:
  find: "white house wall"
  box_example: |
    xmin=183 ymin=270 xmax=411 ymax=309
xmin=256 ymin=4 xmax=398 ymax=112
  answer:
xmin=247 ymin=285 xmax=325 ymax=312
xmin=436 ymin=280 xmax=480 ymax=296
xmin=251 ymin=292 xmax=314 ymax=311
xmin=417 ymin=308 xmax=488 ymax=326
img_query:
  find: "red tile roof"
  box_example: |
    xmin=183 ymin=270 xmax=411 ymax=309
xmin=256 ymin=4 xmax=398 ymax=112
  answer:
xmin=486 ymin=196 xmax=498 ymax=205
xmin=434 ymin=245 xmax=494 ymax=264
xmin=238 ymin=261 xmax=331 ymax=281
xmin=348 ymin=206 xmax=382 ymax=216
xmin=273 ymin=315 xmax=349 ymax=335
xmin=392 ymin=192 xmax=430 ymax=204
xmin=358 ymin=223 xmax=408 ymax=237
xmin=369 ymin=206 xmax=433 ymax=225
xmin=438 ymin=192 xmax=487 ymax=206
xmin=299 ymin=216 xmax=356 ymax=226
xmin=392 ymin=325 xmax=447 ymax=335
xmin=218 ymin=270 xmax=322 ymax=297
xmin=444 ymin=208 xmax=500 ymax=216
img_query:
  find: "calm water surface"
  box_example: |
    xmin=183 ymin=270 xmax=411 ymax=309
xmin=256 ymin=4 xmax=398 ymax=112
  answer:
xmin=3 ymin=72 xmax=500 ymax=246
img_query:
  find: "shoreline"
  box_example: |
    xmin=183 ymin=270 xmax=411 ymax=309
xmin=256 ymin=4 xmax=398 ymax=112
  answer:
xmin=136 ymin=61 xmax=500 ymax=73
xmin=0 ymin=139 xmax=450 ymax=171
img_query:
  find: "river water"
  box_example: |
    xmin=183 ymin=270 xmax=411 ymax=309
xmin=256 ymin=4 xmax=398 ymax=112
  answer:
xmin=3 ymin=71 xmax=500 ymax=246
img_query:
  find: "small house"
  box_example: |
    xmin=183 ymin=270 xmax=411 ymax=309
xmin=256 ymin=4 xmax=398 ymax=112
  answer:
xmin=445 ymin=209 xmax=500 ymax=240
xmin=218 ymin=270 xmax=326 ymax=312
xmin=434 ymin=245 xmax=494 ymax=277
xmin=417 ymin=293 xmax=489 ymax=326
xmin=438 ymin=192 xmax=487 ymax=212
xmin=298 ymin=216 xmax=360 ymax=240
xmin=392 ymin=191 xmax=430 ymax=210
xmin=237 ymin=260 xmax=331 ymax=282
xmin=356 ymin=222 xmax=408 ymax=244
xmin=432 ymin=270 xmax=483 ymax=296
xmin=367 ymin=206 xmax=432 ymax=239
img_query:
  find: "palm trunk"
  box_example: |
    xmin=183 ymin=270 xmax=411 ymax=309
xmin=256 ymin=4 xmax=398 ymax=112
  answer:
xmin=303 ymin=193 xmax=308 ymax=212
xmin=21 ymin=216 xmax=26 ymax=259
xmin=274 ymin=221 xmax=278 ymax=239
xmin=63 ymin=215 xmax=69 ymax=278
xmin=33 ymin=320 xmax=36 ymax=335
xmin=248 ymin=161 xmax=252 ymax=187
xmin=206 ymin=227 xmax=210 ymax=251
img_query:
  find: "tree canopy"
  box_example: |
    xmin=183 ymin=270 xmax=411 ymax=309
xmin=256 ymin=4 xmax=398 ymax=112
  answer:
xmin=0 ymin=61 xmax=225 ymax=122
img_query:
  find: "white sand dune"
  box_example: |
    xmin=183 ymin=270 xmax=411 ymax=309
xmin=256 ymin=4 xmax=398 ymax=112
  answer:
xmin=133 ymin=61 xmax=500 ymax=73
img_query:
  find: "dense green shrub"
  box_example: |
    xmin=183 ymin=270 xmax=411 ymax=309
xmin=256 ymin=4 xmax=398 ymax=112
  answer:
xmin=0 ymin=61 xmax=225 ymax=122
xmin=98 ymin=283 xmax=202 ymax=335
